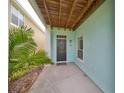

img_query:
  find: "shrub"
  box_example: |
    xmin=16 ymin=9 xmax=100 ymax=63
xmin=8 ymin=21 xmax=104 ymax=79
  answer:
xmin=9 ymin=27 xmax=52 ymax=81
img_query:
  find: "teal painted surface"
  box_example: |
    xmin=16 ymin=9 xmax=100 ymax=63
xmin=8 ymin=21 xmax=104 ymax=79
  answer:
xmin=74 ymin=0 xmax=114 ymax=93
xmin=50 ymin=0 xmax=114 ymax=93
xmin=51 ymin=28 xmax=76 ymax=63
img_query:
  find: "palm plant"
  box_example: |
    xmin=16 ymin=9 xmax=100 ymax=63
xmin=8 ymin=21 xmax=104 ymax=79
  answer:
xmin=9 ymin=27 xmax=52 ymax=81
xmin=9 ymin=27 xmax=36 ymax=62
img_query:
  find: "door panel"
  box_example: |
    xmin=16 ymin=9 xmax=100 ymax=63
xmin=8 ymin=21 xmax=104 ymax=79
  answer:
xmin=57 ymin=39 xmax=66 ymax=61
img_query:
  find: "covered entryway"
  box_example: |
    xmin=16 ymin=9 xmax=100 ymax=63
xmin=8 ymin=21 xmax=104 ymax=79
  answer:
xmin=28 ymin=0 xmax=115 ymax=93
xmin=28 ymin=63 xmax=103 ymax=93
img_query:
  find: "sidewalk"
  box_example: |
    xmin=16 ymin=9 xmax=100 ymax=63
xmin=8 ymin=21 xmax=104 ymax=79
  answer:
xmin=28 ymin=63 xmax=103 ymax=93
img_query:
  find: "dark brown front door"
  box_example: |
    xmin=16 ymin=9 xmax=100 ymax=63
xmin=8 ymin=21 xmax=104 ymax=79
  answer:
xmin=57 ymin=38 xmax=66 ymax=61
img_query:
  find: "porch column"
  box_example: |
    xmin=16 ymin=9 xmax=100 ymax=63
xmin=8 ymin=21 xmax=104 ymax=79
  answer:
xmin=45 ymin=25 xmax=51 ymax=58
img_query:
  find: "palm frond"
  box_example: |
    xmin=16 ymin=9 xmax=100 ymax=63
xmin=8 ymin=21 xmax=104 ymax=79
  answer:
xmin=9 ymin=26 xmax=53 ymax=81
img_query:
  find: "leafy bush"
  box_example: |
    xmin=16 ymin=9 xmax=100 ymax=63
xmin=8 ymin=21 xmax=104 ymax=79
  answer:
xmin=9 ymin=27 xmax=52 ymax=81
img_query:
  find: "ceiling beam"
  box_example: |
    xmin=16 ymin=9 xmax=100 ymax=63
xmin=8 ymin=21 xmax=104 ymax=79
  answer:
xmin=43 ymin=0 xmax=51 ymax=25
xmin=46 ymin=0 xmax=59 ymax=5
xmin=65 ymin=0 xmax=78 ymax=28
xmin=59 ymin=0 xmax=62 ymax=26
xmin=72 ymin=0 xmax=93 ymax=28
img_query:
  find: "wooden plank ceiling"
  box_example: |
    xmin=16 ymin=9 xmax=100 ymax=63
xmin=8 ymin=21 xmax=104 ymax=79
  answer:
xmin=36 ymin=0 xmax=104 ymax=30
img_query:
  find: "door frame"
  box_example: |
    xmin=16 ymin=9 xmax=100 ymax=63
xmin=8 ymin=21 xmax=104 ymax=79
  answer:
xmin=56 ymin=35 xmax=67 ymax=63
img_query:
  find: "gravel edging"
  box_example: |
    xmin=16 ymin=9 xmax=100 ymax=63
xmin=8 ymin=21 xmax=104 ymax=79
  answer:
xmin=9 ymin=65 xmax=44 ymax=93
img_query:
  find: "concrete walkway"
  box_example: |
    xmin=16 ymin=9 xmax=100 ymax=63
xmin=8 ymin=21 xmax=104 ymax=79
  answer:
xmin=28 ymin=63 xmax=103 ymax=93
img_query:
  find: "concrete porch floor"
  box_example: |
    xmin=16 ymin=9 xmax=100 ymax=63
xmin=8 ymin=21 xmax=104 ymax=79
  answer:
xmin=28 ymin=63 xmax=103 ymax=93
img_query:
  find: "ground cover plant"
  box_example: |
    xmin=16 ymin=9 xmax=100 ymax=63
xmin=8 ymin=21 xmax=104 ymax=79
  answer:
xmin=9 ymin=27 xmax=52 ymax=81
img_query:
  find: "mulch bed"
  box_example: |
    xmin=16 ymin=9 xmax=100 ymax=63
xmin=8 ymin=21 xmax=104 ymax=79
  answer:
xmin=9 ymin=65 xmax=44 ymax=93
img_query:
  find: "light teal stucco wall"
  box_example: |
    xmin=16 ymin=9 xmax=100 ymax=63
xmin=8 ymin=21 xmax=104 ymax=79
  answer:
xmin=51 ymin=28 xmax=76 ymax=63
xmin=50 ymin=0 xmax=114 ymax=93
xmin=74 ymin=0 xmax=114 ymax=93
